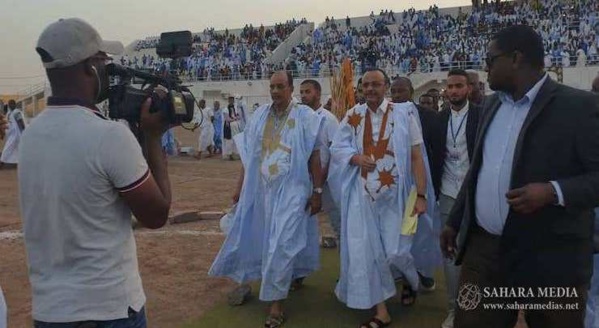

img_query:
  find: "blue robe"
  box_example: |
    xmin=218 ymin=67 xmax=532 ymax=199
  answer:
xmin=213 ymin=109 xmax=223 ymax=151
xmin=161 ymin=128 xmax=177 ymax=156
xmin=328 ymin=101 xmax=437 ymax=309
xmin=585 ymin=208 xmax=599 ymax=328
xmin=209 ymin=101 xmax=323 ymax=301
xmin=409 ymin=107 xmax=442 ymax=279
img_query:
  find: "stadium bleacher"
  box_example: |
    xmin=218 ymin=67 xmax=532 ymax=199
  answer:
xmin=119 ymin=19 xmax=307 ymax=81
xmin=118 ymin=0 xmax=599 ymax=81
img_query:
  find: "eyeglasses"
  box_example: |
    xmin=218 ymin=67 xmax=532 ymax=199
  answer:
xmin=362 ymin=81 xmax=385 ymax=89
xmin=485 ymin=52 xmax=510 ymax=68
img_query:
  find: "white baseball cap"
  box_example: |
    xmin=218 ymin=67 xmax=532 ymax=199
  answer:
xmin=36 ymin=18 xmax=124 ymax=69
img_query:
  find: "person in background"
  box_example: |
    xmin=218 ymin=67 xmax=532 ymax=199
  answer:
xmin=418 ymin=94 xmax=436 ymax=111
xmin=466 ymin=70 xmax=485 ymax=105
xmin=0 ymin=100 xmax=26 ymax=169
xmin=212 ymin=100 xmax=223 ymax=154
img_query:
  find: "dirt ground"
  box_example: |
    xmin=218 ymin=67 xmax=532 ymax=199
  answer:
xmin=0 ymin=127 xmax=264 ymax=327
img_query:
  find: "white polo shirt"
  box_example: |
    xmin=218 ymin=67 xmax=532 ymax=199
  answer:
xmin=18 ymin=102 xmax=148 ymax=322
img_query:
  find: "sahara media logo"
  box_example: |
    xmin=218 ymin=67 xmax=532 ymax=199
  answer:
xmin=457 ymin=283 xmax=580 ymax=311
xmin=457 ymin=283 xmax=483 ymax=311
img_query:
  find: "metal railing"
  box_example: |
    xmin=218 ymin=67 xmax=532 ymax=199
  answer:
xmin=16 ymin=81 xmax=46 ymax=101
xmin=143 ymin=56 xmax=595 ymax=83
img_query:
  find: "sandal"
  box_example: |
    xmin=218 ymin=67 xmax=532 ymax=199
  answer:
xmin=322 ymin=236 xmax=337 ymax=248
xmin=289 ymin=277 xmax=304 ymax=291
xmin=360 ymin=317 xmax=391 ymax=328
xmin=264 ymin=312 xmax=286 ymax=328
xmin=227 ymin=284 xmax=251 ymax=306
xmin=401 ymin=283 xmax=417 ymax=307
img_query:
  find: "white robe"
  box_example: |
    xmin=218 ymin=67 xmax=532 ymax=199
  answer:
xmin=328 ymin=101 xmax=438 ymax=309
xmin=209 ymin=101 xmax=324 ymax=301
xmin=222 ymin=106 xmax=242 ymax=157
xmin=1 ymin=108 xmax=25 ymax=164
xmin=194 ymin=107 xmax=215 ymax=152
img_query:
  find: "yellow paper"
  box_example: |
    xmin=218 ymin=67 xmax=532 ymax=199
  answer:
xmin=401 ymin=185 xmax=418 ymax=236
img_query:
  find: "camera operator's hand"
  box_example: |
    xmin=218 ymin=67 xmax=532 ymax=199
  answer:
xmin=140 ymin=98 xmax=169 ymax=138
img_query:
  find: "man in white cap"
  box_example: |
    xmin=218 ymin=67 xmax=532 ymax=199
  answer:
xmin=20 ymin=18 xmax=172 ymax=327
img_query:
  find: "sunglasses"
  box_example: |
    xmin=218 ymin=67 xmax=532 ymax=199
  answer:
xmin=485 ymin=52 xmax=511 ymax=68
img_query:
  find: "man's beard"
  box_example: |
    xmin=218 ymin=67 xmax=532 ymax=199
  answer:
xmin=449 ymin=97 xmax=467 ymax=108
xmin=303 ymin=100 xmax=318 ymax=109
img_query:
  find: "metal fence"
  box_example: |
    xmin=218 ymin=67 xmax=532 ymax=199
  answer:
xmin=164 ymin=57 xmax=594 ymax=83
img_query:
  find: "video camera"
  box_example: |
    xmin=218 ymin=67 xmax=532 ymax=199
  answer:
xmin=106 ymin=31 xmax=195 ymax=125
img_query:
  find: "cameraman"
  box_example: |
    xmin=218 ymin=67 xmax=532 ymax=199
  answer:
xmin=19 ymin=18 xmax=171 ymax=327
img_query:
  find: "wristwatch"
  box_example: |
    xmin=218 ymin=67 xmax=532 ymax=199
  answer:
xmin=313 ymin=187 xmax=323 ymax=194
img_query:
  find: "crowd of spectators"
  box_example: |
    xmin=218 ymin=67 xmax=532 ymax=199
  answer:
xmin=123 ymin=18 xmax=307 ymax=81
xmin=283 ymin=0 xmax=599 ymax=78
xmin=123 ymin=0 xmax=599 ymax=81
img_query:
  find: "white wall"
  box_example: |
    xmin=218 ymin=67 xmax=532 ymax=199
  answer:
xmin=185 ymin=65 xmax=599 ymax=108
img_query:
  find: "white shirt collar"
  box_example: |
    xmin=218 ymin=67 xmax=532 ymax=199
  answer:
xmin=451 ymin=100 xmax=469 ymax=116
xmin=498 ymin=73 xmax=548 ymax=105
xmin=367 ymin=99 xmax=390 ymax=114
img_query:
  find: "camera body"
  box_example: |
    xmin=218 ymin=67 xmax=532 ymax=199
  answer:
xmin=107 ymin=31 xmax=195 ymax=125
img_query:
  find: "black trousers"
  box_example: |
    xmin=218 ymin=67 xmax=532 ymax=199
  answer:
xmin=455 ymin=225 xmax=588 ymax=328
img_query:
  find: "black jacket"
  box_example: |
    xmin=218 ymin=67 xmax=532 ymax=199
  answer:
xmin=431 ymin=102 xmax=481 ymax=198
xmin=447 ymin=78 xmax=599 ymax=288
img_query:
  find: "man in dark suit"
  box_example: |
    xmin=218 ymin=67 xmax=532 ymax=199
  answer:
xmin=440 ymin=25 xmax=599 ymax=328
xmin=391 ymin=77 xmax=438 ymax=179
xmin=418 ymin=94 xmax=435 ymax=111
xmin=433 ymin=68 xmax=481 ymax=328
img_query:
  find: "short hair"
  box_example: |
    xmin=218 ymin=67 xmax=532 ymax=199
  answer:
xmin=492 ymin=25 xmax=544 ymax=69
xmin=447 ymin=68 xmax=470 ymax=83
xmin=392 ymin=77 xmax=414 ymax=94
xmin=419 ymin=93 xmax=434 ymax=100
xmin=466 ymin=70 xmax=480 ymax=80
xmin=364 ymin=68 xmax=390 ymax=86
xmin=427 ymin=88 xmax=439 ymax=94
xmin=300 ymin=79 xmax=321 ymax=93
xmin=270 ymin=70 xmax=294 ymax=88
